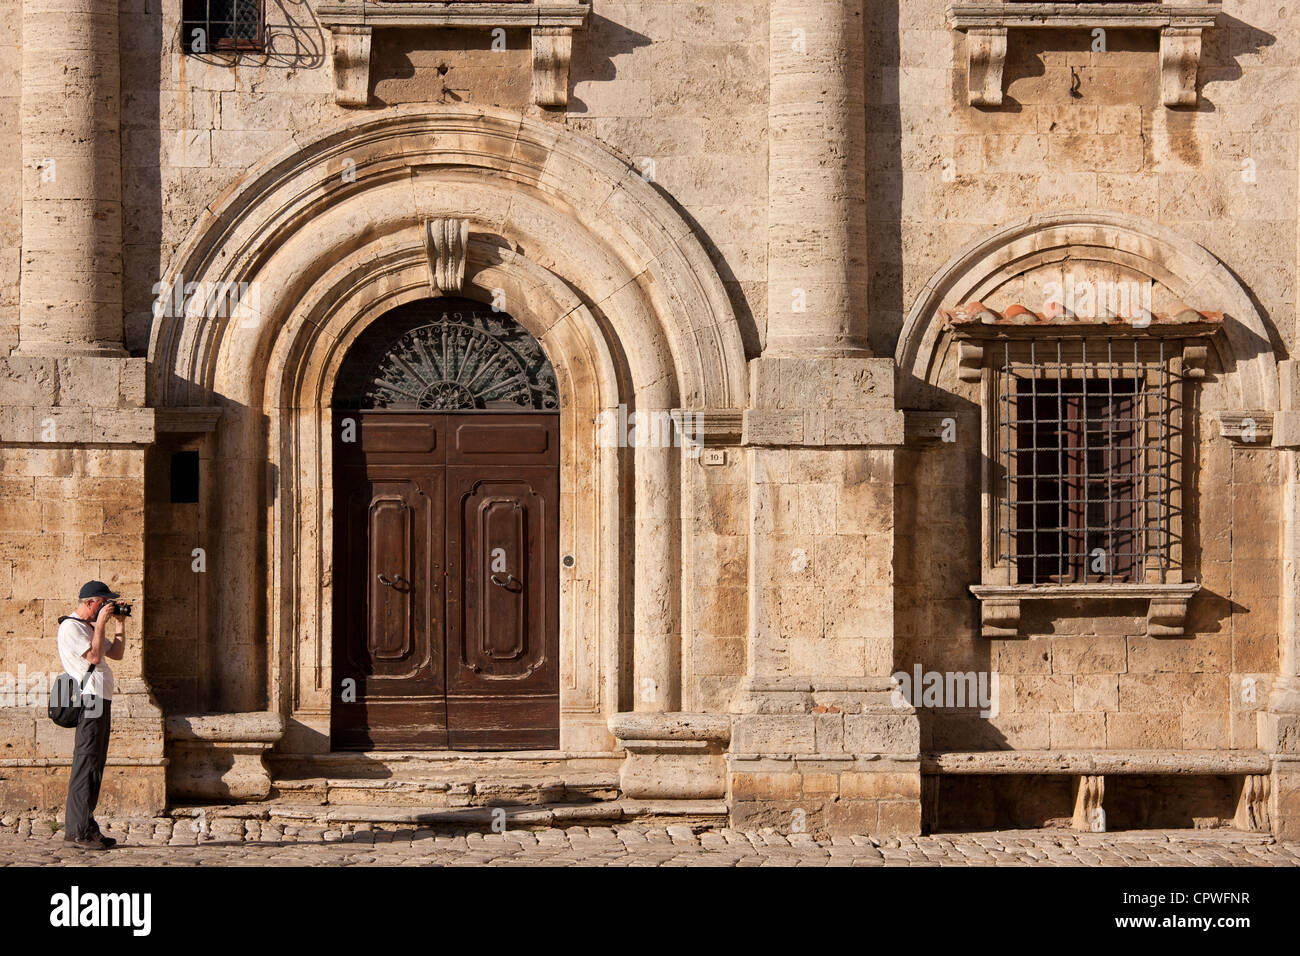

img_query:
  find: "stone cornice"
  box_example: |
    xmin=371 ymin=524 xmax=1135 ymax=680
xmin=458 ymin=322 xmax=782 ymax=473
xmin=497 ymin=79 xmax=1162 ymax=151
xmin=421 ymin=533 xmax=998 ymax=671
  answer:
xmin=946 ymin=3 xmax=1218 ymax=31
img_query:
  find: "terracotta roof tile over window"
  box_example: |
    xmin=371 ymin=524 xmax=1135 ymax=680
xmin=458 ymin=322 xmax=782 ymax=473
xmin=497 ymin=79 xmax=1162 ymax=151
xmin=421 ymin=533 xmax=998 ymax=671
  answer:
xmin=941 ymin=302 xmax=1224 ymax=329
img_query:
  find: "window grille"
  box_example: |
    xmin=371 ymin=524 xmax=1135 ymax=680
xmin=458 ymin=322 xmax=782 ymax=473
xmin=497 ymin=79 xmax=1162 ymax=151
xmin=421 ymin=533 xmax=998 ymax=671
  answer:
xmin=995 ymin=337 xmax=1179 ymax=586
xmin=182 ymin=0 xmax=265 ymax=53
xmin=333 ymin=298 xmax=560 ymax=412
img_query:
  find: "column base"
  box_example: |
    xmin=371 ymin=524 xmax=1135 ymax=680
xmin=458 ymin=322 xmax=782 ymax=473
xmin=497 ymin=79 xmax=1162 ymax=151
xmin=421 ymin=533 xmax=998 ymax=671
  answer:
xmin=608 ymin=713 xmax=729 ymax=800
xmin=165 ymin=713 xmax=286 ymax=802
xmin=728 ymin=677 xmax=921 ymax=836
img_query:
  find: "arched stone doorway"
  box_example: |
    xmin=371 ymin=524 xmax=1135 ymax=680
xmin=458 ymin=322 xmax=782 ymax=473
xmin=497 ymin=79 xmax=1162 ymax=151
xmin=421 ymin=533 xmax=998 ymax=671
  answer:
xmin=329 ymin=298 xmax=561 ymax=750
xmin=147 ymin=107 xmax=749 ymax=768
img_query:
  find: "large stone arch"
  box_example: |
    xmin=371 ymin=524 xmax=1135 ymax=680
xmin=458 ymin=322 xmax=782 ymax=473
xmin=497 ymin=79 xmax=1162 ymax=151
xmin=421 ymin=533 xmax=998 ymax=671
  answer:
xmin=895 ymin=210 xmax=1281 ymax=410
xmin=147 ymin=107 xmax=748 ymax=753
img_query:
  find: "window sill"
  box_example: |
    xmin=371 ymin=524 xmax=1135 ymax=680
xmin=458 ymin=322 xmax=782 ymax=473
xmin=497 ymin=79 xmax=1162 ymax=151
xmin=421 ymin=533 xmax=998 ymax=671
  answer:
xmin=945 ymin=3 xmax=1218 ymax=108
xmin=969 ymin=582 xmax=1201 ymax=638
xmin=315 ymin=2 xmax=591 ymax=108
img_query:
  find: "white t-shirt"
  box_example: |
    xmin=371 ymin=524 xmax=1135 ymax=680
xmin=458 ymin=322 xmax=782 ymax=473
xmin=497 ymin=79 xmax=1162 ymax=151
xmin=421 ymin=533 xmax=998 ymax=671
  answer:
xmin=56 ymin=617 xmax=115 ymax=701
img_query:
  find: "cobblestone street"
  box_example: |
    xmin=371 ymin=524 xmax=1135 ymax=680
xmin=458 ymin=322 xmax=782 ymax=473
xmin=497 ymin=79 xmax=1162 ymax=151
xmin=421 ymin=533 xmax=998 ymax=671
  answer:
xmin=1 ymin=820 xmax=1297 ymax=866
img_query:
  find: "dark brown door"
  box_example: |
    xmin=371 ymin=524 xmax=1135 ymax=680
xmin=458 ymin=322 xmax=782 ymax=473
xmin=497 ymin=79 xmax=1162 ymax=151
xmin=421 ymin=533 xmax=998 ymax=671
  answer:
xmin=331 ymin=411 xmax=558 ymax=751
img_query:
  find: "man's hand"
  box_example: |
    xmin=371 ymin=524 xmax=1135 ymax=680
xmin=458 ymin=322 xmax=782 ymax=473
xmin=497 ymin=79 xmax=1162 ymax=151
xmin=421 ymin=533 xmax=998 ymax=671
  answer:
xmin=84 ymin=600 xmax=116 ymax=666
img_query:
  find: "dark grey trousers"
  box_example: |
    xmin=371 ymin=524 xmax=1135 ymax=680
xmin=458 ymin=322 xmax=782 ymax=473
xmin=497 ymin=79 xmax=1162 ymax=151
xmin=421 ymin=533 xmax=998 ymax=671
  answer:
xmin=64 ymin=697 xmax=112 ymax=841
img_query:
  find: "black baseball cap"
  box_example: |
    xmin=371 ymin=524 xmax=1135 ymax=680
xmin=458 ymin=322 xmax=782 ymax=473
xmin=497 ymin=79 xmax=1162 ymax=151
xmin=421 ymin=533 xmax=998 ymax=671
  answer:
xmin=79 ymin=581 xmax=120 ymax=601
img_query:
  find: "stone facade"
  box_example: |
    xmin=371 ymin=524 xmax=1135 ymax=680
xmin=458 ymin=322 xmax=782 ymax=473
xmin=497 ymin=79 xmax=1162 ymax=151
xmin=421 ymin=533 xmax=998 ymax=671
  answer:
xmin=1 ymin=0 xmax=1298 ymax=839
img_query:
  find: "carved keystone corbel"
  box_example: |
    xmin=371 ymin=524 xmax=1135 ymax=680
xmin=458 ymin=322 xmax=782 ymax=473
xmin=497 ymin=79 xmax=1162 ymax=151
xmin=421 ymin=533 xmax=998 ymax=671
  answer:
xmin=532 ymin=27 xmax=575 ymax=109
xmin=966 ymin=27 xmax=1008 ymax=107
xmin=423 ymin=219 xmax=470 ymax=296
xmin=330 ymin=26 xmax=373 ymax=108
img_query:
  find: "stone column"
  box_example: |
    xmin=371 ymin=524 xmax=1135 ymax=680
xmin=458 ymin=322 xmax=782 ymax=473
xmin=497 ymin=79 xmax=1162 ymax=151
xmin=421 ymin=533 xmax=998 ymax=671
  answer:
xmin=1266 ymin=362 xmax=1300 ymax=837
xmin=767 ymin=0 xmax=869 ymax=357
xmin=18 ymin=0 xmax=124 ymax=355
xmin=633 ymin=437 xmax=681 ymax=713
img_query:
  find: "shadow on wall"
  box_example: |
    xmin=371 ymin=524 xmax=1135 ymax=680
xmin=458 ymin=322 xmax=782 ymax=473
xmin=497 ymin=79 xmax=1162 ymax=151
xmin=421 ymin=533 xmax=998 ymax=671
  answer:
xmin=566 ymin=12 xmax=651 ymax=107
xmin=868 ymin=0 xmax=904 ymax=358
xmin=569 ymin=12 xmax=763 ymax=360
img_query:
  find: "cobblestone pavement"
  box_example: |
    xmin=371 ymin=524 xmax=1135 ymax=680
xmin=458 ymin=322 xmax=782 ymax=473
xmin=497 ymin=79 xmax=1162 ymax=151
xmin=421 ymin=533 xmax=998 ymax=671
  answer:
xmin=1 ymin=817 xmax=1298 ymax=865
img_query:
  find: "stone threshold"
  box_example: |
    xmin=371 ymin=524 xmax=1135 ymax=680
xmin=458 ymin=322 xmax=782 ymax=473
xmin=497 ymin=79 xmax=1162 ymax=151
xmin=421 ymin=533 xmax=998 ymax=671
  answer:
xmin=163 ymin=799 xmax=729 ymax=829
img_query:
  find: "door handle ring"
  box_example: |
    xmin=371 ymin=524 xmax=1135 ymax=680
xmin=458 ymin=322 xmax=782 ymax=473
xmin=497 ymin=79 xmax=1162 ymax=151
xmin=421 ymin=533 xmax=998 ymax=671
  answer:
xmin=490 ymin=573 xmax=519 ymax=589
xmin=378 ymin=573 xmax=409 ymax=589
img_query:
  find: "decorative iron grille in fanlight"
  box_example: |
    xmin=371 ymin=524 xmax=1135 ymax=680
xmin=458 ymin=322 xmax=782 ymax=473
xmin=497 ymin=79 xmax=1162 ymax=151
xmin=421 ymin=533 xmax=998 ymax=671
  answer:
xmin=334 ymin=300 xmax=559 ymax=411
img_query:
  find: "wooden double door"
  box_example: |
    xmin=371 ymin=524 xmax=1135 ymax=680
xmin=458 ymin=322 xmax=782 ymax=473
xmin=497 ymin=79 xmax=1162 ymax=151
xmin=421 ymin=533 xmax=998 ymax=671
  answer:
xmin=331 ymin=412 xmax=559 ymax=750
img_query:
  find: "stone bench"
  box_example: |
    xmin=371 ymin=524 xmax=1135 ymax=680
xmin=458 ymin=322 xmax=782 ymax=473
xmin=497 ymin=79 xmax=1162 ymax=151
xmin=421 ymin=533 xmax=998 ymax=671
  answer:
xmin=920 ymin=750 xmax=1272 ymax=832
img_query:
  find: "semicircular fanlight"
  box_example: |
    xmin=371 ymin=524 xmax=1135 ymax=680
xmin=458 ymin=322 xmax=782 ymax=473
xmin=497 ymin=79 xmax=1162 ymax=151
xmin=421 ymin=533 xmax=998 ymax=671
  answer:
xmin=334 ymin=299 xmax=559 ymax=411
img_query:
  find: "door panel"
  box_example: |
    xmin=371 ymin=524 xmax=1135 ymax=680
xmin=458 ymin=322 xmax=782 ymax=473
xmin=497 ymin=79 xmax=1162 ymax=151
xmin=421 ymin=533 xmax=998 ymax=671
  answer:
xmin=367 ymin=494 xmax=412 ymax=660
xmin=445 ymin=412 xmax=559 ymax=750
xmin=332 ymin=416 xmax=447 ymax=750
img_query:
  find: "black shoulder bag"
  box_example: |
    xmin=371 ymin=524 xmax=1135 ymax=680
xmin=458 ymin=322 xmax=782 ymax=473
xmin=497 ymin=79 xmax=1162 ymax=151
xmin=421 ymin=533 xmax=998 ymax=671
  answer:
xmin=49 ymin=665 xmax=95 ymax=727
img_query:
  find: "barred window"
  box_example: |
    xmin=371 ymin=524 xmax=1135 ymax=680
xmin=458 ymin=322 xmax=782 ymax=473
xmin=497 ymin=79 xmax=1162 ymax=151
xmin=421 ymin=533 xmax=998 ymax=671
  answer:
xmin=182 ymin=0 xmax=265 ymax=53
xmin=998 ymin=339 xmax=1171 ymax=585
xmin=948 ymin=305 xmax=1216 ymax=638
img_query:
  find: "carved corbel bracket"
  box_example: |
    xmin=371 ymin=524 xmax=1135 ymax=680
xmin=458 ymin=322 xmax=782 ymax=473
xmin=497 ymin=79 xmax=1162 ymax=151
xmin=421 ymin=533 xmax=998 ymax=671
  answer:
xmin=1147 ymin=591 xmax=1193 ymax=637
xmin=329 ymin=26 xmax=373 ymax=108
xmin=1235 ymin=774 xmax=1271 ymax=831
xmin=1072 ymin=774 xmax=1105 ymax=832
xmin=978 ymin=595 xmax=1021 ymax=639
xmin=957 ymin=340 xmax=985 ymax=383
xmin=423 ymin=218 xmax=470 ymax=296
xmin=1160 ymin=26 xmax=1203 ymax=109
xmin=1182 ymin=341 xmax=1209 ymax=379
xmin=966 ymin=27 xmax=1008 ymax=108
xmin=532 ymin=27 xmax=575 ymax=109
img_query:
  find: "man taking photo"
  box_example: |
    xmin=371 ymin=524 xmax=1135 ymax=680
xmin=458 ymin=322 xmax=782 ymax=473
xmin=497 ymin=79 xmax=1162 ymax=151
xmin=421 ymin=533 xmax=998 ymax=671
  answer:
xmin=56 ymin=581 xmax=128 ymax=851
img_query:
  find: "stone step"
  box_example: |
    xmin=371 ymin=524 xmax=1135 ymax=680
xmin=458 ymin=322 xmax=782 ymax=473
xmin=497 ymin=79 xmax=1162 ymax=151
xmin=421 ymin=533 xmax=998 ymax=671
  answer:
xmin=265 ymin=750 xmax=626 ymax=807
xmin=269 ymin=772 xmax=621 ymax=807
xmin=268 ymin=750 xmax=622 ymax=780
xmin=166 ymin=799 xmax=729 ymax=829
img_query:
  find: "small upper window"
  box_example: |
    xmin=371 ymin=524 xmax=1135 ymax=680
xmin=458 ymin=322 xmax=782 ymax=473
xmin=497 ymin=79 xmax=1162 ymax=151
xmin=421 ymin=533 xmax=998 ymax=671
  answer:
xmin=182 ymin=0 xmax=265 ymax=54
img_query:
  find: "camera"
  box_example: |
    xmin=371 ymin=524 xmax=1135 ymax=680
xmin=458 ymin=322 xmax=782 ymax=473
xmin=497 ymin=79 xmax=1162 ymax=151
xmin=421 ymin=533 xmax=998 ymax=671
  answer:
xmin=111 ymin=601 xmax=133 ymax=617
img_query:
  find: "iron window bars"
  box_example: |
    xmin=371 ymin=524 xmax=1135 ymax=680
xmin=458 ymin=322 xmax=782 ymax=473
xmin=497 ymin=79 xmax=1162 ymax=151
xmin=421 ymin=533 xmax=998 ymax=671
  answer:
xmin=997 ymin=337 xmax=1175 ymax=586
xmin=182 ymin=0 xmax=265 ymax=52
